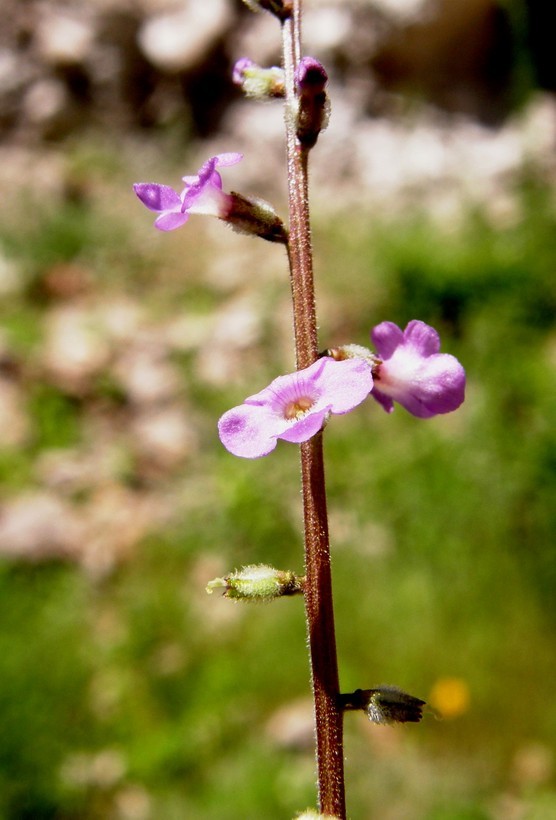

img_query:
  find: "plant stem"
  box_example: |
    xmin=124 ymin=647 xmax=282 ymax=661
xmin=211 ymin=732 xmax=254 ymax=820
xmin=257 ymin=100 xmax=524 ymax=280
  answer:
xmin=282 ymin=3 xmax=346 ymax=816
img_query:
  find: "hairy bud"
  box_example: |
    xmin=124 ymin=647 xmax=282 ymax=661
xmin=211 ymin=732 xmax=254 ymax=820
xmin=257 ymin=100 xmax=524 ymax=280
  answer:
xmin=206 ymin=564 xmax=305 ymax=602
xmin=339 ymin=686 xmax=426 ymax=725
xmin=295 ymin=57 xmax=330 ymax=148
xmin=233 ymin=58 xmax=285 ymax=99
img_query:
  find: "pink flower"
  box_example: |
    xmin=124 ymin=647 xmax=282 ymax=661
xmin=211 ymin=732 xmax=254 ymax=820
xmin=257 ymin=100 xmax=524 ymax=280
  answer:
xmin=370 ymin=320 xmax=465 ymax=418
xmin=133 ymin=153 xmax=242 ymax=231
xmin=218 ymin=357 xmax=373 ymax=458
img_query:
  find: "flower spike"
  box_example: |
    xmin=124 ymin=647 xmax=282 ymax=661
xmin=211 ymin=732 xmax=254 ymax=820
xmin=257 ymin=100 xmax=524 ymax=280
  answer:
xmin=218 ymin=357 xmax=373 ymax=458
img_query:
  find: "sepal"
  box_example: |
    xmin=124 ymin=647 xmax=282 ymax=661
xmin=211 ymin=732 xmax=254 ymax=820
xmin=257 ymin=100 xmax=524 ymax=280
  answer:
xmin=227 ymin=192 xmax=288 ymax=243
xmin=324 ymin=344 xmax=379 ymax=370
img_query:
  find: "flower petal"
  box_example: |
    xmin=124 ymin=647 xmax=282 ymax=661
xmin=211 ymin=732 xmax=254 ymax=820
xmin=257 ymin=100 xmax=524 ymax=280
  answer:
xmin=371 ymin=321 xmax=404 ymax=359
xmin=279 ymin=410 xmax=328 ymax=443
xmin=318 ymin=358 xmax=373 ymax=413
xmin=133 ymin=183 xmax=181 ymax=213
xmin=392 ymin=354 xmax=465 ymax=418
xmin=154 ymin=211 xmax=190 ymax=231
xmin=213 ymin=152 xmax=243 ymax=167
xmin=218 ymin=404 xmax=278 ymax=459
xmin=402 ymin=320 xmax=441 ymax=356
xmin=370 ymin=388 xmax=394 ymax=414
xmin=244 ymin=358 xmax=326 ymax=409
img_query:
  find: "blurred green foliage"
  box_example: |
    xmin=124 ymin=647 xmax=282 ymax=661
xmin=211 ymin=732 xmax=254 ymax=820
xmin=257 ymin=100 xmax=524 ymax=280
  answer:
xmin=0 ymin=154 xmax=555 ymax=819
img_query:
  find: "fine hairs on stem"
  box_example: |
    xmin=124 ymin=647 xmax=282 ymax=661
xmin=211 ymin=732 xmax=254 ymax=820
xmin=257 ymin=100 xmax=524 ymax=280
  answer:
xmin=282 ymin=3 xmax=346 ymax=816
xmin=134 ymin=1 xmax=466 ymax=815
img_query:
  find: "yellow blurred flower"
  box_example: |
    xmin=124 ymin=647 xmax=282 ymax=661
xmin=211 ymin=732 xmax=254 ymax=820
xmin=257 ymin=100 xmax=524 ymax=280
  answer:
xmin=429 ymin=677 xmax=470 ymax=719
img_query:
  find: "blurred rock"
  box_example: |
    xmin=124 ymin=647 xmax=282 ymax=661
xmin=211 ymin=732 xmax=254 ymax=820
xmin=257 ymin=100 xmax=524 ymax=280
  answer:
xmin=77 ymin=483 xmax=166 ymax=576
xmin=22 ymin=78 xmax=70 ymax=131
xmin=138 ymin=0 xmax=232 ymax=73
xmin=511 ymin=742 xmax=553 ymax=787
xmin=265 ymin=698 xmax=315 ymax=751
xmin=112 ymin=343 xmax=182 ymax=405
xmin=60 ymin=748 xmax=127 ymax=789
xmin=42 ymin=305 xmax=112 ymax=394
xmin=42 ymin=262 xmax=93 ymax=299
xmin=130 ymin=404 xmax=197 ymax=474
xmin=35 ymin=444 xmax=127 ymax=493
xmin=35 ymin=7 xmax=96 ymax=66
xmin=0 ymin=245 xmax=22 ymax=296
xmin=0 ymin=492 xmax=82 ymax=560
xmin=0 ymin=377 xmax=31 ymax=448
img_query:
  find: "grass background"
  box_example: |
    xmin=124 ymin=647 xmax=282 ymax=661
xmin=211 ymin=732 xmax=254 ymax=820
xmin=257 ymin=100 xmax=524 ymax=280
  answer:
xmin=0 ymin=138 xmax=555 ymax=819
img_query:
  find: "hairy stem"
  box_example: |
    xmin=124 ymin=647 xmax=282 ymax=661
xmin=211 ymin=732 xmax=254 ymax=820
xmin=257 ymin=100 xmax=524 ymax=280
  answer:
xmin=282 ymin=3 xmax=346 ymax=816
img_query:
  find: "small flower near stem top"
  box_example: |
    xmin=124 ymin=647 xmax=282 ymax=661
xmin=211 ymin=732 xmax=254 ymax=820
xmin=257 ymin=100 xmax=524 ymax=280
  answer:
xmin=218 ymin=357 xmax=373 ymax=458
xmin=134 ymin=153 xmax=287 ymax=243
xmin=233 ymin=58 xmax=285 ymax=99
xmin=134 ymin=153 xmax=242 ymax=231
xmin=328 ymin=320 xmax=465 ymax=419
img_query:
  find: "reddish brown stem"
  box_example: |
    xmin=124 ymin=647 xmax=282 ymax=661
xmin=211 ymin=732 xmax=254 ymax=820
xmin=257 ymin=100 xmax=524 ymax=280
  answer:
xmin=282 ymin=3 xmax=346 ymax=816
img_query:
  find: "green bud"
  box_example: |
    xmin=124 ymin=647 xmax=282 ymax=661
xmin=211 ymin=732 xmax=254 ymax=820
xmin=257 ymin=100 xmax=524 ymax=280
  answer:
xmin=206 ymin=564 xmax=304 ymax=602
xmin=295 ymin=812 xmax=340 ymax=819
xmin=339 ymin=686 xmax=426 ymax=725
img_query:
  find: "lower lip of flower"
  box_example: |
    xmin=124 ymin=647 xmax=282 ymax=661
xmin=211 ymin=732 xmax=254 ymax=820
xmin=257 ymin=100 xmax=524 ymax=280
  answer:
xmin=283 ymin=397 xmax=314 ymax=419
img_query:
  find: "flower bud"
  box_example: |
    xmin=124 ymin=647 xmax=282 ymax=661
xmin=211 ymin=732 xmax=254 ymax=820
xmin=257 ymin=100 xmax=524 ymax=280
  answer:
xmin=233 ymin=58 xmax=285 ymax=99
xmin=340 ymin=686 xmax=426 ymax=725
xmin=226 ymin=192 xmax=288 ymax=244
xmin=295 ymin=57 xmax=330 ymax=148
xmin=206 ymin=564 xmax=304 ymax=602
xmin=242 ymin=0 xmax=292 ymax=20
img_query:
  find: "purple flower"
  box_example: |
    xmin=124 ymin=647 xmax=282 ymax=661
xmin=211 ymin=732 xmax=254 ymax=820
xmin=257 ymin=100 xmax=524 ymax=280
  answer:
xmin=232 ymin=58 xmax=285 ymax=99
xmin=370 ymin=320 xmax=465 ymax=418
xmin=133 ymin=153 xmax=242 ymax=231
xmin=218 ymin=357 xmax=374 ymax=458
xmin=232 ymin=57 xmax=255 ymax=86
